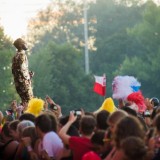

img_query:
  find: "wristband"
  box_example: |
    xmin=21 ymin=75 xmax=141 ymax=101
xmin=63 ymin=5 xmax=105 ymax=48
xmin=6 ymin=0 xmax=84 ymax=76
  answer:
xmin=27 ymin=145 xmax=33 ymax=152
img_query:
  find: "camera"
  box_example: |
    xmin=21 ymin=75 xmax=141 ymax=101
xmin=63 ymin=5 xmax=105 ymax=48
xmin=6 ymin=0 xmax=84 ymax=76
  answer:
xmin=50 ymin=104 xmax=58 ymax=111
xmin=72 ymin=109 xmax=82 ymax=116
xmin=144 ymin=110 xmax=151 ymax=117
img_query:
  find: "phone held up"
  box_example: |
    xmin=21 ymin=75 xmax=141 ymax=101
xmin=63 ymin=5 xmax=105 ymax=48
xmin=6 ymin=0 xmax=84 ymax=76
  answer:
xmin=50 ymin=104 xmax=58 ymax=111
xmin=71 ymin=109 xmax=82 ymax=116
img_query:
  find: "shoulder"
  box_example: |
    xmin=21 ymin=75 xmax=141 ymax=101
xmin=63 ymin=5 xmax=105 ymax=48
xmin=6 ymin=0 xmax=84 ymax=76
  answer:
xmin=43 ymin=132 xmax=63 ymax=146
xmin=3 ymin=140 xmax=19 ymax=158
xmin=44 ymin=131 xmax=61 ymax=140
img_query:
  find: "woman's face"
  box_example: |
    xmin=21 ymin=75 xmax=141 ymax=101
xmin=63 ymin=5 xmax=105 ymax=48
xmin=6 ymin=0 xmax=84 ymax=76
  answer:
xmin=108 ymin=122 xmax=116 ymax=134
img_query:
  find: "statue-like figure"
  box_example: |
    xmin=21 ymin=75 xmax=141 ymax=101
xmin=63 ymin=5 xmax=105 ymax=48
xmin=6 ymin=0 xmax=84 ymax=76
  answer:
xmin=12 ymin=38 xmax=34 ymax=103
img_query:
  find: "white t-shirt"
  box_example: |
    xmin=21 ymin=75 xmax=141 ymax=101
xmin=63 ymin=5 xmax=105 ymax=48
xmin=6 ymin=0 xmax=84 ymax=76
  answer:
xmin=41 ymin=131 xmax=64 ymax=160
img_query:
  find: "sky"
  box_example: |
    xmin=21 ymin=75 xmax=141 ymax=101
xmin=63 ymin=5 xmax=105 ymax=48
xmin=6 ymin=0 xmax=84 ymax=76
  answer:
xmin=0 ymin=0 xmax=159 ymax=40
xmin=0 ymin=0 xmax=51 ymax=40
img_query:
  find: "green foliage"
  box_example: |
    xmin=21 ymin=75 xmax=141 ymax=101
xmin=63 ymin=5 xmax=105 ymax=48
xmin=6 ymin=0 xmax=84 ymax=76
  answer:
xmin=116 ymin=1 xmax=160 ymax=97
xmin=30 ymin=41 xmax=102 ymax=113
xmin=89 ymin=0 xmax=144 ymax=96
xmin=28 ymin=0 xmax=148 ymax=113
xmin=1 ymin=0 xmax=160 ymax=114
xmin=0 ymin=27 xmax=18 ymax=111
xmin=115 ymin=56 xmax=149 ymax=79
xmin=29 ymin=43 xmax=53 ymax=99
xmin=118 ymin=0 xmax=145 ymax=6
xmin=29 ymin=0 xmax=160 ymax=114
xmin=27 ymin=0 xmax=86 ymax=50
xmin=48 ymin=43 xmax=102 ymax=113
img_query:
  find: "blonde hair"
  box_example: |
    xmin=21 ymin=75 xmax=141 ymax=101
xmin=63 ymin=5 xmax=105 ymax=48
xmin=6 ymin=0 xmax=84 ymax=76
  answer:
xmin=107 ymin=110 xmax=128 ymax=124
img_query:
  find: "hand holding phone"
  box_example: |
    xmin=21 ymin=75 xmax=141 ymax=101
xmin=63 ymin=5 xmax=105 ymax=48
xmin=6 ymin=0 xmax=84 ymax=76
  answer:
xmin=45 ymin=95 xmax=56 ymax=105
xmin=72 ymin=109 xmax=82 ymax=116
xmin=50 ymin=104 xmax=58 ymax=111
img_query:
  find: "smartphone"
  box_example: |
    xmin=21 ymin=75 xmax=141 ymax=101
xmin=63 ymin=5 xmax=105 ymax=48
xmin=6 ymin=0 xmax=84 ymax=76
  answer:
xmin=72 ymin=109 xmax=82 ymax=116
xmin=50 ymin=104 xmax=58 ymax=111
xmin=144 ymin=110 xmax=151 ymax=117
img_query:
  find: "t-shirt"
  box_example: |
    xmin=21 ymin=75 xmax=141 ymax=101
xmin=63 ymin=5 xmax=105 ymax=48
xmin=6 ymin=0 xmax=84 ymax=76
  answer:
xmin=40 ymin=131 xmax=64 ymax=160
xmin=69 ymin=136 xmax=93 ymax=160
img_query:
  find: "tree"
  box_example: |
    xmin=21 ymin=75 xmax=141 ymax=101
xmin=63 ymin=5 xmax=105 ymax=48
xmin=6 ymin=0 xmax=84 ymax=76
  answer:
xmin=89 ymin=0 xmax=144 ymax=96
xmin=115 ymin=1 xmax=160 ymax=97
xmin=27 ymin=0 xmax=96 ymax=53
xmin=29 ymin=0 xmax=151 ymax=112
xmin=50 ymin=43 xmax=103 ymax=112
xmin=29 ymin=43 xmax=53 ymax=99
xmin=30 ymin=41 xmax=102 ymax=113
xmin=0 ymin=27 xmax=18 ymax=111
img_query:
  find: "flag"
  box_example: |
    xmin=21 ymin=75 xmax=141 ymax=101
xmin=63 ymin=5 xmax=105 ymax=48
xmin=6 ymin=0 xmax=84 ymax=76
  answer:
xmin=93 ymin=74 xmax=106 ymax=96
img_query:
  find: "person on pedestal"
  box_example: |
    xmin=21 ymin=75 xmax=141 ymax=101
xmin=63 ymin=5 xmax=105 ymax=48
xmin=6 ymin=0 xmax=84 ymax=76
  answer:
xmin=12 ymin=38 xmax=34 ymax=103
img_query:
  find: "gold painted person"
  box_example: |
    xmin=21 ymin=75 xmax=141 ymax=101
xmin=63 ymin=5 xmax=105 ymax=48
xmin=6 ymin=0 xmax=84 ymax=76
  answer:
xmin=12 ymin=38 xmax=34 ymax=103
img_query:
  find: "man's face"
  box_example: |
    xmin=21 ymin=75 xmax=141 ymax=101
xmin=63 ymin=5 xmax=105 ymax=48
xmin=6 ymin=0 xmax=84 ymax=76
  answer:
xmin=22 ymin=42 xmax=28 ymax=50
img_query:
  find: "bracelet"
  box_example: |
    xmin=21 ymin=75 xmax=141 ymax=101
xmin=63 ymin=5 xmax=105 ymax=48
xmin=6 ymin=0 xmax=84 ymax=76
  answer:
xmin=27 ymin=145 xmax=33 ymax=152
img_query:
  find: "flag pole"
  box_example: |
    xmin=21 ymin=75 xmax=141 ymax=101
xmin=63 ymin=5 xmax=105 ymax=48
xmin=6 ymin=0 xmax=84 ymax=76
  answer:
xmin=84 ymin=0 xmax=89 ymax=74
xmin=103 ymin=73 xmax=106 ymax=99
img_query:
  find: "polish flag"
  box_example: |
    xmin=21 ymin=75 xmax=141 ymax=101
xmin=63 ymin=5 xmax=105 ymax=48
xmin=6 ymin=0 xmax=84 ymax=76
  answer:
xmin=93 ymin=75 xmax=106 ymax=96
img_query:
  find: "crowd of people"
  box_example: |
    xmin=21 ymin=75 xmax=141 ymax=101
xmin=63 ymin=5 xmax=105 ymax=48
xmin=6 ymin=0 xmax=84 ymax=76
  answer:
xmin=0 ymin=95 xmax=160 ymax=160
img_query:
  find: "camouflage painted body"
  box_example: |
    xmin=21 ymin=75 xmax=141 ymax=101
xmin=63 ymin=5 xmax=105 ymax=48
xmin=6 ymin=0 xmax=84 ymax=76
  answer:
xmin=12 ymin=51 xmax=33 ymax=103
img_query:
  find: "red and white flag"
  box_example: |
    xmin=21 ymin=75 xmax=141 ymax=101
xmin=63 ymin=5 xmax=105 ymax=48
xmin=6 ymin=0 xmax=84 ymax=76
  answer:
xmin=93 ymin=74 xmax=106 ymax=96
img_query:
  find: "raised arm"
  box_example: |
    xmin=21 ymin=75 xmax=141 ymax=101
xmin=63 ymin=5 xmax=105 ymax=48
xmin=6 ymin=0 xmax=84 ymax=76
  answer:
xmin=59 ymin=112 xmax=77 ymax=145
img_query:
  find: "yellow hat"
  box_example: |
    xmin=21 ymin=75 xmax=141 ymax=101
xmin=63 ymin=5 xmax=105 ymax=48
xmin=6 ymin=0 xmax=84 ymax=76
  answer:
xmin=25 ymin=98 xmax=44 ymax=117
xmin=96 ymin=97 xmax=117 ymax=113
